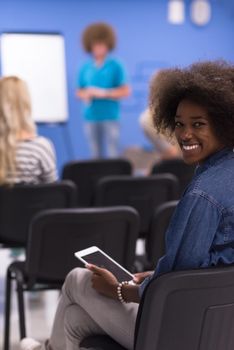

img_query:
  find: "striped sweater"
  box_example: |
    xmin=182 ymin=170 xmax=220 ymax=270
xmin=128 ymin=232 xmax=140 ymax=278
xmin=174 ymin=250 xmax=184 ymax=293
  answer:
xmin=7 ymin=136 xmax=58 ymax=184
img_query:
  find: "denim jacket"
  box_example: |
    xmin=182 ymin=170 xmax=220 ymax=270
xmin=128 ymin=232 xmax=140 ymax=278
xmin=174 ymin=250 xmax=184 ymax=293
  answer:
xmin=140 ymin=147 xmax=234 ymax=297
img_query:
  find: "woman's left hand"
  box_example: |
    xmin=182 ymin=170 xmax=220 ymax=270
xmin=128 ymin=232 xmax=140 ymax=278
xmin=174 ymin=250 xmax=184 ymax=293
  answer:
xmin=86 ymin=264 xmax=119 ymax=299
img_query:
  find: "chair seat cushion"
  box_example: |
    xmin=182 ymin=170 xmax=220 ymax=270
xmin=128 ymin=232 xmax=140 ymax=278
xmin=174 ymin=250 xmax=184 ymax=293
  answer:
xmin=80 ymin=335 xmax=127 ymax=350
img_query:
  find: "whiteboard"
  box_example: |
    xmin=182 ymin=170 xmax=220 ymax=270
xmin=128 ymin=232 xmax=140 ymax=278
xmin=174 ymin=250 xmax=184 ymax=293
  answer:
xmin=1 ymin=33 xmax=68 ymax=123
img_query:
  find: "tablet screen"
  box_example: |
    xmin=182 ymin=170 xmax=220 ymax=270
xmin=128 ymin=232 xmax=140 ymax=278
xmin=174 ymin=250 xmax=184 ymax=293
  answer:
xmin=83 ymin=251 xmax=133 ymax=282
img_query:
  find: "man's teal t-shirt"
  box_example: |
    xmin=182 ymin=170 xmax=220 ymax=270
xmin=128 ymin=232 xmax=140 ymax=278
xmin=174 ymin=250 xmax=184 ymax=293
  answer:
xmin=77 ymin=57 xmax=127 ymax=122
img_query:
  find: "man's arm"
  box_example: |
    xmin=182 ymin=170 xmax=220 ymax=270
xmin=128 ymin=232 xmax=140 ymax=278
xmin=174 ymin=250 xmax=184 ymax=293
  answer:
xmin=77 ymin=85 xmax=131 ymax=101
xmin=105 ymin=85 xmax=131 ymax=99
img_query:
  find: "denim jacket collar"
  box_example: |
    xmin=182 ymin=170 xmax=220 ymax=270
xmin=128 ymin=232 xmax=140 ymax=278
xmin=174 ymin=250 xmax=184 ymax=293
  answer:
xmin=195 ymin=147 xmax=234 ymax=177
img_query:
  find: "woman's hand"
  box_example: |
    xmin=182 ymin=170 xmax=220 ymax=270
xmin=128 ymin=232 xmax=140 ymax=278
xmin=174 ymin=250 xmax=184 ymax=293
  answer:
xmin=133 ymin=271 xmax=154 ymax=284
xmin=86 ymin=264 xmax=119 ymax=299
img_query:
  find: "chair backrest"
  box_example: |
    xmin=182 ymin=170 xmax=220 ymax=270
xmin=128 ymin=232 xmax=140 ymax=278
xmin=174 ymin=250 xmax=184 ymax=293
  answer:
xmin=25 ymin=207 xmax=139 ymax=284
xmin=62 ymin=159 xmax=132 ymax=207
xmin=135 ymin=266 xmax=234 ymax=350
xmin=94 ymin=175 xmax=179 ymax=236
xmin=0 ymin=181 xmax=76 ymax=246
xmin=151 ymin=158 xmax=195 ymax=196
xmin=146 ymin=201 xmax=178 ymax=268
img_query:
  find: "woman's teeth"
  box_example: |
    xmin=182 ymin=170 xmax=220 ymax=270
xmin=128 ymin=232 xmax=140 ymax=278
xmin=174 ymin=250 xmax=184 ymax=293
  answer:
xmin=182 ymin=144 xmax=200 ymax=151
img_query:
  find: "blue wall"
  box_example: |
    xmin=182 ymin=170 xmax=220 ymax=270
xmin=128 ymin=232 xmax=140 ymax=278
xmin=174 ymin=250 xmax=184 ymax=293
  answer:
xmin=0 ymin=0 xmax=233 ymax=174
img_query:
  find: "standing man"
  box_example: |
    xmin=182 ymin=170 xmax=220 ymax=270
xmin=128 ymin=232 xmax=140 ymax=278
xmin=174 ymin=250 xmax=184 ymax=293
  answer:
xmin=76 ymin=22 xmax=131 ymax=158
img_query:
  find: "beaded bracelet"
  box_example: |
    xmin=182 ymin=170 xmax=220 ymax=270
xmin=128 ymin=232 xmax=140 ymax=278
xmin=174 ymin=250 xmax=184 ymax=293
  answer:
xmin=117 ymin=281 xmax=129 ymax=304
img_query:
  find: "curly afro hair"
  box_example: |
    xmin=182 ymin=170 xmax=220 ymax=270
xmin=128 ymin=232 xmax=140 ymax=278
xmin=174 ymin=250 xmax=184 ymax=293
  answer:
xmin=82 ymin=22 xmax=116 ymax=53
xmin=150 ymin=61 xmax=234 ymax=147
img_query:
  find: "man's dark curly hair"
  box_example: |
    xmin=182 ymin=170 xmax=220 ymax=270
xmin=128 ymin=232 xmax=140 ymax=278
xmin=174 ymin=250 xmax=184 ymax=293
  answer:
xmin=82 ymin=22 xmax=116 ymax=53
xmin=150 ymin=61 xmax=234 ymax=147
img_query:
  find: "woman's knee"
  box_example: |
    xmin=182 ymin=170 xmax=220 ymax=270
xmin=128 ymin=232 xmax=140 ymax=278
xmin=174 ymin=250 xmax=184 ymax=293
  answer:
xmin=63 ymin=268 xmax=91 ymax=296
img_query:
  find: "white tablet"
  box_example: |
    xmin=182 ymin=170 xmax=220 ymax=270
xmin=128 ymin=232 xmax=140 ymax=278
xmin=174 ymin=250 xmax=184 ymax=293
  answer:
xmin=75 ymin=246 xmax=134 ymax=282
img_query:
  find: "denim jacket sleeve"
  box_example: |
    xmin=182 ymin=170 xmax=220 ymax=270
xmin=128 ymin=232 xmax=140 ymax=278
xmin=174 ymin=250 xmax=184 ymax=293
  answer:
xmin=139 ymin=191 xmax=222 ymax=297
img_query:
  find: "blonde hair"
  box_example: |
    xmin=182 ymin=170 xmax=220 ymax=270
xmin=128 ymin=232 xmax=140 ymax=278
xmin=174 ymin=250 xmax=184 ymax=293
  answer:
xmin=0 ymin=76 xmax=36 ymax=185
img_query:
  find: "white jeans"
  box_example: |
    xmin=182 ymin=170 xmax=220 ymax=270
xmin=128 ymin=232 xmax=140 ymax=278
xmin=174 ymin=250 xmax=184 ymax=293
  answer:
xmin=46 ymin=268 xmax=138 ymax=350
xmin=85 ymin=121 xmax=120 ymax=159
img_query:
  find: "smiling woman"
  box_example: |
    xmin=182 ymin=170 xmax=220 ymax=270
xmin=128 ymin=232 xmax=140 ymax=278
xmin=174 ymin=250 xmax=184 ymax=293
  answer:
xmin=150 ymin=61 xmax=234 ymax=159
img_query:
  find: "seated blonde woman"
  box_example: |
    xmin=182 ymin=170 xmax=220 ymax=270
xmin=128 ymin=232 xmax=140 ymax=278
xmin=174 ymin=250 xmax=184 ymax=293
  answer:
xmin=0 ymin=76 xmax=58 ymax=185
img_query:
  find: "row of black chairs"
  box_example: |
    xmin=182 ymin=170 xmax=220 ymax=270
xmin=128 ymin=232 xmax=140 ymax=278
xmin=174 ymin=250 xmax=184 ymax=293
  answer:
xmin=0 ymin=174 xmax=178 ymax=248
xmin=1 ymin=157 xmax=195 ymax=349
xmin=62 ymin=158 xmax=132 ymax=206
xmin=3 ymin=203 xmax=176 ymax=350
xmin=62 ymin=157 xmax=195 ymax=206
xmin=3 ymin=202 xmax=234 ymax=350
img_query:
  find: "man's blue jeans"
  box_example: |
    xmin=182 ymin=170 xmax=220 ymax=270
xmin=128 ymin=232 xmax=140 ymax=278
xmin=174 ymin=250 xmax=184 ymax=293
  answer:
xmin=85 ymin=121 xmax=120 ymax=158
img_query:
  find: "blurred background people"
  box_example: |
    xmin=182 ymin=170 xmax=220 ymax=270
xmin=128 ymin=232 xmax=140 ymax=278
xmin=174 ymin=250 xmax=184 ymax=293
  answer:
xmin=139 ymin=108 xmax=181 ymax=159
xmin=0 ymin=76 xmax=58 ymax=186
xmin=76 ymin=22 xmax=131 ymax=159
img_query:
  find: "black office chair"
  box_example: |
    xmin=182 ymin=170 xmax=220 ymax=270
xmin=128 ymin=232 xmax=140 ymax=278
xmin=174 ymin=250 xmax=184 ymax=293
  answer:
xmin=62 ymin=159 xmax=132 ymax=207
xmin=151 ymin=158 xmax=196 ymax=196
xmin=146 ymin=200 xmax=178 ymax=269
xmin=4 ymin=206 xmax=139 ymax=350
xmin=0 ymin=181 xmax=77 ymax=247
xmin=81 ymin=265 xmax=234 ymax=350
xmin=94 ymin=175 xmax=178 ymax=237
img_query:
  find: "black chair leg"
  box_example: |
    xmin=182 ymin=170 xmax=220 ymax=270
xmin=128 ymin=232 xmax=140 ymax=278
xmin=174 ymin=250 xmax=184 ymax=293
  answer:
xmin=4 ymin=268 xmax=13 ymax=350
xmin=16 ymin=279 xmax=26 ymax=339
